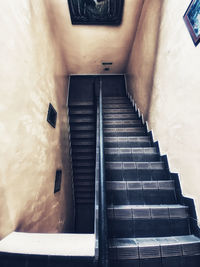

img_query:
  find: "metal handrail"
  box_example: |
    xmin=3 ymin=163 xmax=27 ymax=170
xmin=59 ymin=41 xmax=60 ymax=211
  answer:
xmin=94 ymin=77 xmax=109 ymax=267
xmin=98 ymin=78 xmax=109 ymax=267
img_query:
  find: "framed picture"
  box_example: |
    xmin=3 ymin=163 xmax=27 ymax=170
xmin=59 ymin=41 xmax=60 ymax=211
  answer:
xmin=183 ymin=0 xmax=200 ymax=46
xmin=68 ymin=0 xmax=124 ymax=25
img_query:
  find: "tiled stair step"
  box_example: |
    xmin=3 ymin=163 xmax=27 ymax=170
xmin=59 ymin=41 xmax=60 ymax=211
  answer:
xmin=75 ymin=193 xmax=95 ymax=200
xmin=71 ymin=139 xmax=95 ymax=147
xmin=72 ymin=147 xmax=95 ymax=154
xmin=73 ymin=174 xmax=94 ymax=181
xmin=75 ymin=186 xmax=94 ymax=192
xmin=103 ymin=104 xmax=133 ymax=109
xmin=105 ymin=147 xmax=160 ymax=162
xmin=104 ymin=120 xmax=142 ymax=128
xmin=72 ymin=160 xmax=95 ymax=168
xmin=104 ymin=136 xmax=152 ymax=148
xmin=106 ymin=181 xmax=177 ymax=205
xmin=69 ymin=115 xmax=95 ymax=123
xmin=104 ymin=113 xmax=138 ymax=120
xmin=109 ymin=235 xmax=200 ymax=265
xmin=105 ymin=162 xmax=169 ymax=181
xmin=73 ymin=154 xmax=95 ymax=160
xmin=104 ymin=127 xmax=146 ymax=137
xmin=71 ymin=132 xmax=95 ymax=139
xmin=73 ymin=168 xmax=95 ymax=175
xmin=103 ymin=97 xmax=131 ymax=104
xmin=103 ymin=108 xmax=135 ymax=114
xmin=70 ymin=124 xmax=95 ymax=131
xmin=74 ymin=180 xmax=95 ymax=186
xmin=108 ymin=205 xmax=190 ymax=238
xmin=69 ymin=101 xmax=94 ymax=107
xmin=69 ymin=108 xmax=95 ymax=115
xmin=76 ymin=198 xmax=95 ymax=204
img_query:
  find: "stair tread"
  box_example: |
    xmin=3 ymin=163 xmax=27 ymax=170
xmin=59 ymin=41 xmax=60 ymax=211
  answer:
xmin=110 ymin=235 xmax=200 ymax=259
xmin=106 ymin=180 xmax=175 ymax=190
xmin=105 ymin=147 xmax=157 ymax=154
xmin=106 ymin=161 xmax=165 ymax=169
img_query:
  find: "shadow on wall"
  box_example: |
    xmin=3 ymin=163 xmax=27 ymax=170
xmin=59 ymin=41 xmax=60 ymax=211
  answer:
xmin=125 ymin=0 xmax=164 ymax=121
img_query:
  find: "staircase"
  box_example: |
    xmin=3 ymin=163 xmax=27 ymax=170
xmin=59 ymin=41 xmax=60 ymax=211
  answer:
xmin=103 ymin=96 xmax=200 ymax=267
xmin=69 ymin=100 xmax=96 ymax=233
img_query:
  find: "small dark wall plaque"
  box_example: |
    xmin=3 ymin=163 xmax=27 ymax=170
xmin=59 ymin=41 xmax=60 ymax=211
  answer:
xmin=54 ymin=170 xmax=62 ymax=193
xmin=47 ymin=103 xmax=57 ymax=128
xmin=68 ymin=0 xmax=124 ymax=25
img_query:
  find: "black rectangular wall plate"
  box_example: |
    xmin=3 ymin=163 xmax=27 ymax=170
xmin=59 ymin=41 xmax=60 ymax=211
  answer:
xmin=47 ymin=103 xmax=57 ymax=128
xmin=54 ymin=170 xmax=62 ymax=193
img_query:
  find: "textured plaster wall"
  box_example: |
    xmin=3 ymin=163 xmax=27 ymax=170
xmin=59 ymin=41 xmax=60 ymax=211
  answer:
xmin=51 ymin=0 xmax=144 ymax=74
xmin=0 ymin=0 xmax=74 ymax=239
xmin=126 ymin=0 xmax=163 ymax=120
xmin=148 ymin=0 xmax=200 ymax=222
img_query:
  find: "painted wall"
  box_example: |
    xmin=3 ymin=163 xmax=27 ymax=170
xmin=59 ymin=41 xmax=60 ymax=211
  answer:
xmin=0 ymin=0 xmax=74 ymax=239
xmin=49 ymin=0 xmax=144 ymax=74
xmin=148 ymin=0 xmax=200 ymax=223
xmin=126 ymin=0 xmax=163 ymax=120
xmin=126 ymin=0 xmax=200 ymax=222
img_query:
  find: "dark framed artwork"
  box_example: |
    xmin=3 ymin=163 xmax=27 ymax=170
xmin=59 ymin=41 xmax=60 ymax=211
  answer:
xmin=68 ymin=0 xmax=124 ymax=25
xmin=183 ymin=0 xmax=200 ymax=46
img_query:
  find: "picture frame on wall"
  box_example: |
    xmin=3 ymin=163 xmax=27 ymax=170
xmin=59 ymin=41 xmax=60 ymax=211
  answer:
xmin=183 ymin=0 xmax=200 ymax=46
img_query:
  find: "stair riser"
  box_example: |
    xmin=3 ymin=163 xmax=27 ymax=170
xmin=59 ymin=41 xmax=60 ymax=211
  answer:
xmin=108 ymin=218 xmax=190 ymax=238
xmin=104 ymin=131 xmax=147 ymax=137
xmin=106 ymin=169 xmax=169 ymax=181
xmin=109 ymin=256 xmax=200 ymax=267
xmin=104 ymin=114 xmax=138 ymax=120
xmin=107 ymin=189 xmax=177 ymax=205
xmin=104 ymin=141 xmax=152 ymax=148
xmin=104 ymin=123 xmax=143 ymax=128
xmin=105 ymin=153 xmax=160 ymax=162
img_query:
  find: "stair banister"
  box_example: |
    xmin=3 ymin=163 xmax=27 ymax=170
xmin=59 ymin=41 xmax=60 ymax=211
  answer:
xmin=94 ymin=77 xmax=109 ymax=267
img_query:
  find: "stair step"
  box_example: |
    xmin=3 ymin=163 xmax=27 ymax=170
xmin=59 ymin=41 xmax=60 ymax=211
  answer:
xmin=71 ymin=139 xmax=95 ymax=147
xmin=105 ymin=147 xmax=159 ymax=162
xmin=103 ymin=97 xmax=131 ymax=104
xmin=106 ymin=180 xmax=177 ymax=205
xmin=69 ymin=108 xmax=94 ymax=115
xmin=73 ymin=174 xmax=94 ymax=181
xmin=103 ymin=104 xmax=133 ymax=109
xmin=73 ymin=154 xmax=95 ymax=160
xmin=72 ymin=148 xmax=95 ymax=154
xmin=103 ymin=108 xmax=134 ymax=114
xmin=104 ymin=120 xmax=142 ymax=128
xmin=69 ymin=116 xmax=95 ymax=123
xmin=109 ymin=235 xmax=200 ymax=261
xmin=73 ymin=160 xmax=95 ymax=168
xmin=104 ymin=127 xmax=146 ymax=137
xmin=108 ymin=205 xmax=190 ymax=238
xmin=71 ymin=132 xmax=95 ymax=139
xmin=71 ymin=125 xmax=95 ymax=131
xmin=104 ymin=136 xmax=152 ymax=148
xmin=69 ymin=101 xmax=94 ymax=106
xmin=75 ymin=186 xmax=94 ymax=192
xmin=76 ymin=199 xmax=94 ymax=204
xmin=104 ymin=113 xmax=138 ymax=120
xmin=73 ymin=168 xmax=95 ymax=174
xmin=106 ymin=161 xmax=169 ymax=181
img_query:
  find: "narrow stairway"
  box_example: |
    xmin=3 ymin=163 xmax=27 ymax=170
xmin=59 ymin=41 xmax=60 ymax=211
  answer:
xmin=69 ymin=100 xmax=96 ymax=233
xmin=103 ymin=96 xmax=200 ymax=267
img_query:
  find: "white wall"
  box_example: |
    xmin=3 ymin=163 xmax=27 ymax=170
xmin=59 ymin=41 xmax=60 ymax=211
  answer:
xmin=49 ymin=0 xmax=144 ymax=74
xmin=126 ymin=0 xmax=200 ymax=223
xmin=0 ymin=0 xmax=74 ymax=239
xmin=148 ymin=0 xmax=200 ymax=223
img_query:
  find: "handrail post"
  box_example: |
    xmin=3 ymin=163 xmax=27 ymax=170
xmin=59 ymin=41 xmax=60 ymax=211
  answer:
xmin=99 ymin=77 xmax=109 ymax=267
